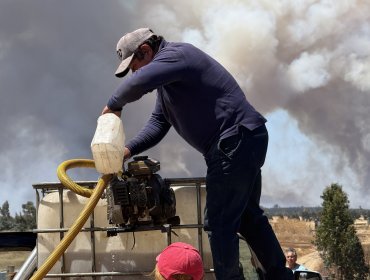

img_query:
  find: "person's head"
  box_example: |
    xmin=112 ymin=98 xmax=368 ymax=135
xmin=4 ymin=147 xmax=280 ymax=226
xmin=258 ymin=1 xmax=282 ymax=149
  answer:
xmin=285 ymin=248 xmax=298 ymax=268
xmin=153 ymin=242 xmax=204 ymax=280
xmin=115 ymin=27 xmax=163 ymax=78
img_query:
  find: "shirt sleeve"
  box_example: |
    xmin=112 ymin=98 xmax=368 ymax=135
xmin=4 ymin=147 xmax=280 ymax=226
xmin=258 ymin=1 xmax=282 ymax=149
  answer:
xmin=125 ymin=98 xmax=171 ymax=156
xmin=107 ymin=48 xmax=187 ymax=111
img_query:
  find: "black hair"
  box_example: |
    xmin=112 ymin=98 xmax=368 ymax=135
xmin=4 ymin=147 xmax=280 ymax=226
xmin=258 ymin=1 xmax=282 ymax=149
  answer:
xmin=134 ymin=34 xmax=163 ymax=60
xmin=144 ymin=34 xmax=163 ymax=52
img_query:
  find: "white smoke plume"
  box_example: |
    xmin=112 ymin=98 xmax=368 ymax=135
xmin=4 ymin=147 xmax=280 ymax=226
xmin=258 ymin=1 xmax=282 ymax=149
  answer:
xmin=0 ymin=0 xmax=369 ymax=213
xmin=139 ymin=0 xmax=370 ymax=207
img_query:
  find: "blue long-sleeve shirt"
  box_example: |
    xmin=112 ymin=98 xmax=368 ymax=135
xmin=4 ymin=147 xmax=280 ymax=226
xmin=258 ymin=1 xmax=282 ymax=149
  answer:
xmin=107 ymin=39 xmax=266 ymax=156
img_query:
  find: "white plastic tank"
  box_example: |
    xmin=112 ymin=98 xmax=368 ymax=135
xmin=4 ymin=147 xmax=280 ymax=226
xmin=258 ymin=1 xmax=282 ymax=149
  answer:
xmin=37 ymin=186 xmax=214 ymax=280
xmin=91 ymin=113 xmax=125 ymax=174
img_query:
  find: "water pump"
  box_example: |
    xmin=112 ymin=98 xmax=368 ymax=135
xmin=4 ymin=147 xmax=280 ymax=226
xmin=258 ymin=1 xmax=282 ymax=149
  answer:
xmin=106 ymin=156 xmax=179 ymax=228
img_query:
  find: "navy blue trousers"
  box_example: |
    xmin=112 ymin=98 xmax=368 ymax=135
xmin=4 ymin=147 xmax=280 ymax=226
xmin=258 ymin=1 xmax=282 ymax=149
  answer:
xmin=204 ymin=125 xmax=291 ymax=280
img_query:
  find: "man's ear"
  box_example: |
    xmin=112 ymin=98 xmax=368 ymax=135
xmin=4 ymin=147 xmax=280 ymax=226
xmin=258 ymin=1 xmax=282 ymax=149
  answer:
xmin=140 ymin=44 xmax=154 ymax=58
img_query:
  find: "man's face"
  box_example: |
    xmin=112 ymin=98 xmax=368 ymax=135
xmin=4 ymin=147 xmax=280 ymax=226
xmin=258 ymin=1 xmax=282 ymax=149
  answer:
xmin=129 ymin=56 xmax=150 ymax=73
xmin=286 ymin=252 xmax=297 ymax=266
xmin=129 ymin=44 xmax=154 ymax=73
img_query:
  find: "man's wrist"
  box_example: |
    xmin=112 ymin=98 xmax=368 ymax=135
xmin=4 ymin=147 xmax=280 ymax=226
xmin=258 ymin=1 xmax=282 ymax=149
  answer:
xmin=107 ymin=100 xmax=123 ymax=111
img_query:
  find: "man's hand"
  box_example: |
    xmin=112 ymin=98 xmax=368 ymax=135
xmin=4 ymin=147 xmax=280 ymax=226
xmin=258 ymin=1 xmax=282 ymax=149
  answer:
xmin=124 ymin=147 xmax=131 ymax=161
xmin=101 ymin=105 xmax=121 ymax=117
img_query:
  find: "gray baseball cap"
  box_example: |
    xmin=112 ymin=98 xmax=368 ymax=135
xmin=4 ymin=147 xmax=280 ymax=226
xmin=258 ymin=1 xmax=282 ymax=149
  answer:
xmin=115 ymin=28 xmax=154 ymax=77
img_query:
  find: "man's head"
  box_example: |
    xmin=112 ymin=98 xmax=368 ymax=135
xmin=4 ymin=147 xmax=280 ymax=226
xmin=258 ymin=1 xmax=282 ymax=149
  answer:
xmin=115 ymin=27 xmax=161 ymax=78
xmin=155 ymin=242 xmax=204 ymax=280
xmin=285 ymin=248 xmax=298 ymax=268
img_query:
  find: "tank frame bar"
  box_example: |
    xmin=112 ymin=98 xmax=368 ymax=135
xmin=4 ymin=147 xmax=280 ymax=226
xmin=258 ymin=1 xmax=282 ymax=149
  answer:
xmin=33 ymin=177 xmax=207 ymax=279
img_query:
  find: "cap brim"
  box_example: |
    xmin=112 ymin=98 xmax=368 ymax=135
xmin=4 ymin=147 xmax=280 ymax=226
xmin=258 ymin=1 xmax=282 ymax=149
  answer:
xmin=115 ymin=53 xmax=134 ymax=78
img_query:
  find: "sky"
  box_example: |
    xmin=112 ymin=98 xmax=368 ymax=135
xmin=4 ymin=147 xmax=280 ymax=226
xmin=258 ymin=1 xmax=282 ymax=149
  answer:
xmin=1 ymin=0 xmax=370 ymax=214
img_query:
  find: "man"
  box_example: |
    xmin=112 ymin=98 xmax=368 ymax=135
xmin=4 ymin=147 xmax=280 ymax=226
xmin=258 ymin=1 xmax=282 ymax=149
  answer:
xmin=102 ymin=27 xmax=292 ymax=280
xmin=285 ymin=248 xmax=307 ymax=272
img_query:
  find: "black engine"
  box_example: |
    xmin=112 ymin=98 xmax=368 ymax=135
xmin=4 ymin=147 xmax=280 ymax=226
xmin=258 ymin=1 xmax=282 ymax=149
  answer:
xmin=106 ymin=156 xmax=179 ymax=228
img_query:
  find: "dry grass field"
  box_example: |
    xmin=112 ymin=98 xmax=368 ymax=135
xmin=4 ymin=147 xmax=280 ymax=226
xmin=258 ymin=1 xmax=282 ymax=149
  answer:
xmin=271 ymin=217 xmax=370 ymax=277
xmin=1 ymin=217 xmax=369 ymax=276
xmin=271 ymin=217 xmax=324 ymax=273
xmin=0 ymin=250 xmax=32 ymax=272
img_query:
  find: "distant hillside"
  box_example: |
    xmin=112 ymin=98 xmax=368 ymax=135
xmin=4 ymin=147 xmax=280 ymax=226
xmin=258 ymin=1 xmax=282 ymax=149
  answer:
xmin=263 ymin=206 xmax=370 ymax=221
xmin=270 ymin=217 xmax=370 ymax=277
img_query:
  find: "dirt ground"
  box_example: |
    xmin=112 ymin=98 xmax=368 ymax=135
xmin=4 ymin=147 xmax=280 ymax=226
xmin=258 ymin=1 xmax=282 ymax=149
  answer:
xmin=0 ymin=250 xmax=32 ymax=272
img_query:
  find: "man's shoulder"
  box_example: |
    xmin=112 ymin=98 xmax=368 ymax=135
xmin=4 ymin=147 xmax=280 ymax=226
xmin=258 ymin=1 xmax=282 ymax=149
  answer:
xmin=158 ymin=40 xmax=205 ymax=60
xmin=296 ymin=264 xmax=307 ymax=271
xmin=163 ymin=40 xmax=198 ymax=52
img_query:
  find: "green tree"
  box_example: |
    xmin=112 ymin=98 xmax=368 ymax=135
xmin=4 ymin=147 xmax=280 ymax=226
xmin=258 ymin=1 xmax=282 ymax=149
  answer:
xmin=0 ymin=201 xmax=15 ymax=230
xmin=0 ymin=201 xmax=36 ymax=231
xmin=315 ymin=183 xmax=369 ymax=280
xmin=14 ymin=201 xmax=37 ymax=231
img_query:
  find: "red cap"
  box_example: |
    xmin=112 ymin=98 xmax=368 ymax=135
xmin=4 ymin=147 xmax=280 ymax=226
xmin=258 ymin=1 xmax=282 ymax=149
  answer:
xmin=156 ymin=242 xmax=204 ymax=280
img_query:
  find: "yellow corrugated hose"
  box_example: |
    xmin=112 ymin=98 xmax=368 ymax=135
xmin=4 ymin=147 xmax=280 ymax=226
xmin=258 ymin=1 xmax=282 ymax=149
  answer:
xmin=30 ymin=159 xmax=112 ymax=280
